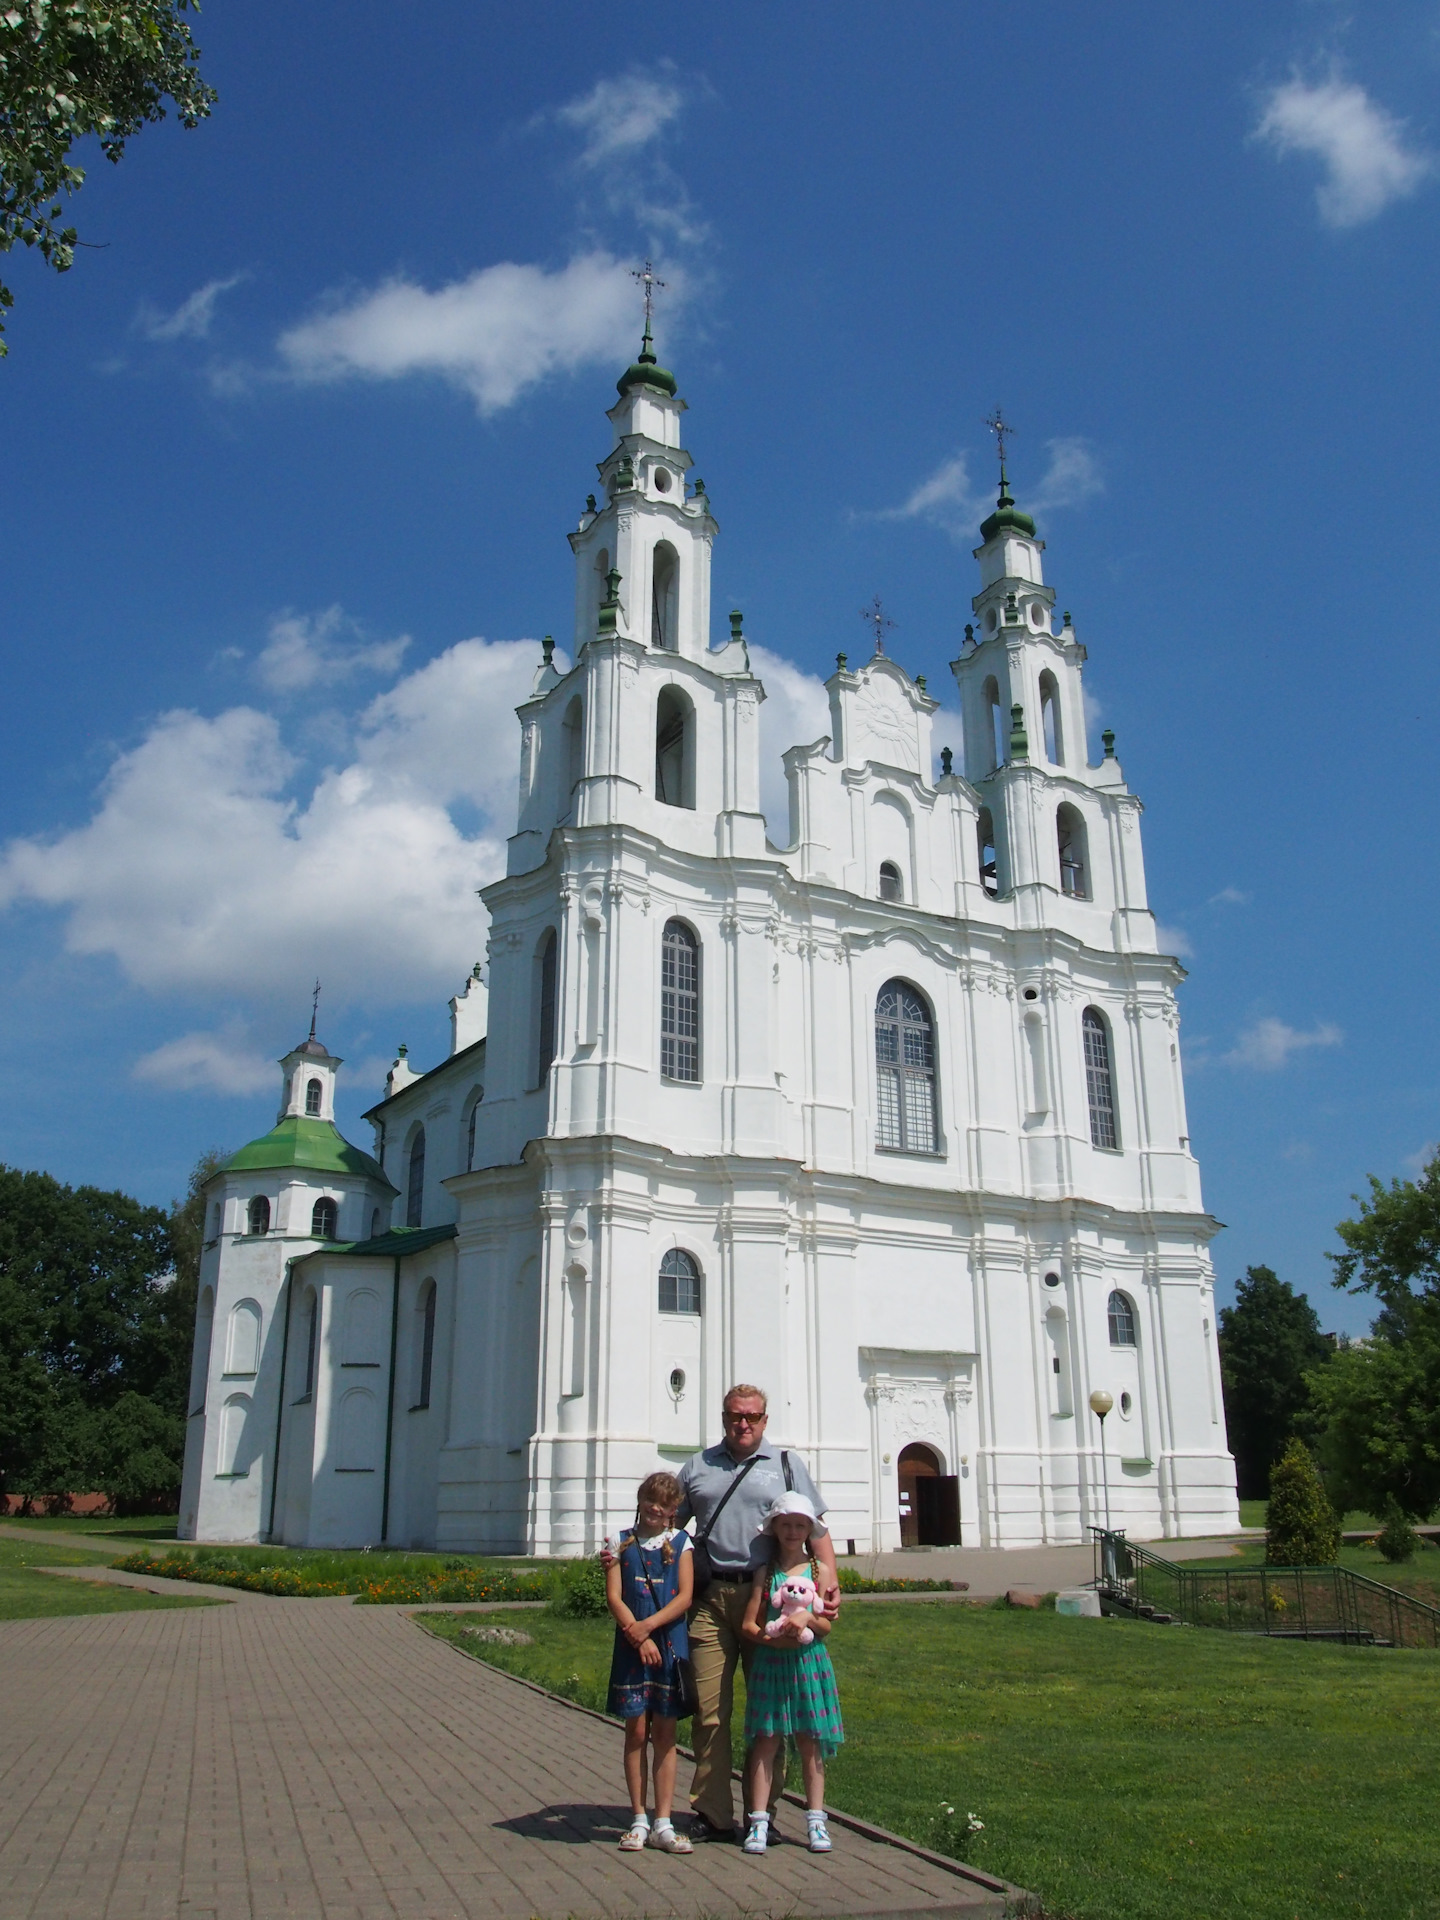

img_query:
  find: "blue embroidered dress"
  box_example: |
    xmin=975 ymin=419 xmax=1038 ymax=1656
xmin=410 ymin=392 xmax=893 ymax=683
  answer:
xmin=606 ymin=1529 xmax=692 ymax=1721
xmin=743 ymin=1559 xmax=844 ymax=1755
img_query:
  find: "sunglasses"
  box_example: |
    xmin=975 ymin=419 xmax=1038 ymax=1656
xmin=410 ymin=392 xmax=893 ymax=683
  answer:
xmin=723 ymin=1411 xmax=767 ymax=1426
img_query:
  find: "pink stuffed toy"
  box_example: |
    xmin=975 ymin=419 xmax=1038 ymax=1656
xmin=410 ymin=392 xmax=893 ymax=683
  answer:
xmin=766 ymin=1573 xmax=817 ymax=1645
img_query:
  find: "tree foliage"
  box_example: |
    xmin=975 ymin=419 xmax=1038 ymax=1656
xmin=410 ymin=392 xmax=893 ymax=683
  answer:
xmin=1218 ymin=1265 xmax=1333 ymax=1500
xmin=0 ymin=1151 xmax=222 ymax=1511
xmin=1264 ymin=1437 xmax=1340 ymax=1566
xmin=0 ymin=0 xmax=215 ymax=350
xmin=1330 ymin=1154 xmax=1440 ymax=1332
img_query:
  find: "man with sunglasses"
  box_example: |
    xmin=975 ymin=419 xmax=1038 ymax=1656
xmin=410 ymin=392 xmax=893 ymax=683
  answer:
xmin=675 ymin=1384 xmax=840 ymax=1842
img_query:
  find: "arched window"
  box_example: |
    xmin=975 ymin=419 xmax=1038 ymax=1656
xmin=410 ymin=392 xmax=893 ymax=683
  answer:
xmin=655 ymin=686 xmax=694 ymax=808
xmin=983 ymin=675 xmax=1004 ymax=772
xmin=1057 ymin=805 xmax=1088 ymax=899
xmin=415 ymin=1280 xmax=437 ymax=1408
xmin=1107 ymin=1290 xmax=1137 ymax=1347
xmin=190 ymin=1286 xmax=214 ymax=1414
xmin=311 ymin=1196 xmax=338 ymax=1240
xmin=563 ymin=696 xmax=584 ymax=804
xmin=660 ymin=920 xmax=700 ymax=1082
xmin=977 ymin=808 xmax=999 ymax=898
xmin=878 ymin=860 xmax=903 ymax=904
xmin=218 ymin=1392 xmax=252 ymax=1475
xmin=225 ymin=1298 xmax=261 ymax=1375
xmin=305 ymin=1076 xmax=323 ymax=1116
xmin=301 ymin=1289 xmax=318 ymax=1397
xmin=465 ymin=1088 xmax=484 ymax=1171
xmin=1039 ymin=670 xmax=1063 ymax=766
xmin=659 ymin=1248 xmax=702 ymax=1314
xmin=406 ymin=1128 xmax=426 ymax=1228
xmin=1083 ymin=1008 xmax=1118 ymax=1149
xmin=247 ymin=1195 xmax=270 ymax=1237
xmin=536 ymin=930 xmax=558 ymax=1086
xmin=651 ymin=542 xmax=679 ymax=650
xmin=875 ymin=980 xmax=938 ymax=1153
xmin=370 ymin=1207 xmax=382 ymax=1239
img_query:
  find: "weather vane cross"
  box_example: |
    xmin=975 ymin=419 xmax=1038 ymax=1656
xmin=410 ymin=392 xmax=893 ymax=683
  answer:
xmin=861 ymin=595 xmax=897 ymax=656
xmin=984 ymin=406 xmax=1015 ymax=487
xmin=631 ymin=259 xmax=666 ymax=341
xmin=309 ymin=978 xmax=321 ymax=1042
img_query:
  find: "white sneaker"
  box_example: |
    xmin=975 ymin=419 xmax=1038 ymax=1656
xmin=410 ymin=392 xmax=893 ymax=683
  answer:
xmin=743 ymin=1815 xmax=769 ymax=1855
xmin=807 ymin=1816 xmax=832 ymax=1853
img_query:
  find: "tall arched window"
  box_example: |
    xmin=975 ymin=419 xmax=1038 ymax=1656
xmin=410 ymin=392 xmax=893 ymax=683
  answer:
xmin=370 ymin=1207 xmax=382 ymax=1239
xmin=1039 ymin=670 xmax=1063 ymax=766
xmin=1057 ymin=805 xmax=1089 ymax=899
xmin=305 ymin=1077 xmax=323 ymax=1115
xmin=1107 ymin=1290 xmax=1137 ymax=1346
xmin=875 ymin=980 xmax=938 ymax=1153
xmin=983 ymin=675 xmax=1004 ymax=772
xmin=301 ymin=1289 xmax=318 ymax=1397
xmin=406 ymin=1128 xmax=426 ymax=1228
xmin=1083 ymin=1008 xmax=1118 ymax=1149
xmin=655 ymin=687 xmax=694 ymax=808
xmin=465 ymin=1088 xmax=484 ymax=1171
xmin=878 ymin=860 xmax=903 ymax=903
xmin=415 ymin=1280 xmax=437 ymax=1408
xmin=311 ymin=1196 xmax=338 ymax=1240
xmin=563 ymin=696 xmax=584 ymax=804
xmin=659 ymin=1248 xmax=702 ymax=1314
xmin=537 ymin=930 xmax=558 ymax=1086
xmin=977 ymin=808 xmax=999 ymax=898
xmin=247 ymin=1195 xmax=270 ymax=1237
xmin=651 ymin=542 xmax=679 ymax=650
xmin=660 ymin=920 xmax=700 ymax=1082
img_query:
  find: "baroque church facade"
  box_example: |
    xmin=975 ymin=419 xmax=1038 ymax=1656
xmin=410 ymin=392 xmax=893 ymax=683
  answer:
xmin=179 ymin=334 xmax=1239 ymax=1554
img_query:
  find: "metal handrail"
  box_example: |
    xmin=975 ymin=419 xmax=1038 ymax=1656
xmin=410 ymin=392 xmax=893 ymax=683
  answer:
xmin=1089 ymin=1528 xmax=1440 ymax=1649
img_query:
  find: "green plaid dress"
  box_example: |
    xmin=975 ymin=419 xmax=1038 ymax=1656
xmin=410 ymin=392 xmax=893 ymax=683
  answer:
xmin=743 ymin=1561 xmax=844 ymax=1756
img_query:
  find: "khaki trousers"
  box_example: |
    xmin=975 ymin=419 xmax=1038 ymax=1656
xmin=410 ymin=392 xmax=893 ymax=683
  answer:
xmin=686 ymin=1580 xmax=784 ymax=1829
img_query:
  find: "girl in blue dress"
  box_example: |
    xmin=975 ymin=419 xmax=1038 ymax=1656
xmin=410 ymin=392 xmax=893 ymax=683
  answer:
xmin=604 ymin=1470 xmax=695 ymax=1853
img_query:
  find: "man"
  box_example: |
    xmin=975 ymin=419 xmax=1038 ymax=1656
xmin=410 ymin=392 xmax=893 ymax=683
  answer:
xmin=676 ymin=1384 xmax=840 ymax=1842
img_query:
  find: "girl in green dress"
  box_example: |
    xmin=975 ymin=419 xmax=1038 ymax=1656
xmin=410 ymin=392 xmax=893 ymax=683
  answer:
xmin=740 ymin=1492 xmax=844 ymax=1855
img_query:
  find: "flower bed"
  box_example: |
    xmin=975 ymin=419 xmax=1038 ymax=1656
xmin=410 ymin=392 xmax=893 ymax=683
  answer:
xmin=111 ymin=1550 xmax=548 ymax=1605
xmin=837 ymin=1568 xmax=963 ymax=1593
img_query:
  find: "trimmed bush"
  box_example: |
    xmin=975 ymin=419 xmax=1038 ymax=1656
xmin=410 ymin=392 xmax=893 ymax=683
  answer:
xmin=1375 ymin=1496 xmax=1420 ymax=1564
xmin=1265 ymin=1438 xmax=1340 ymax=1565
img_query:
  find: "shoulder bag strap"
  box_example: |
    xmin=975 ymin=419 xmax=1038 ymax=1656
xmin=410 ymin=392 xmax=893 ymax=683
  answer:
xmin=694 ymin=1451 xmax=762 ymax=1547
xmin=782 ymin=1449 xmax=793 ymax=1492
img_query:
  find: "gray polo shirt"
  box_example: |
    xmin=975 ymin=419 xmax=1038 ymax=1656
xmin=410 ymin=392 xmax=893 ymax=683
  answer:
xmin=676 ymin=1441 xmax=829 ymax=1576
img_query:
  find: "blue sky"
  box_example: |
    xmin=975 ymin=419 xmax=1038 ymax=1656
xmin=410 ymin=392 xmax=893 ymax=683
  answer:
xmin=3 ymin=1 xmax=1438 ymax=1335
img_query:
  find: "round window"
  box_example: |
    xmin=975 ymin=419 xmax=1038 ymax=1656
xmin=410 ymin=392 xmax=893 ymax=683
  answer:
xmin=1023 ymin=987 xmax=1038 ymax=1001
xmin=669 ymin=1367 xmax=686 ymax=1396
xmin=654 ymin=468 xmax=672 ymax=493
xmin=1120 ymin=1391 xmax=1133 ymax=1416
xmin=1043 ymin=1271 xmax=1061 ymax=1289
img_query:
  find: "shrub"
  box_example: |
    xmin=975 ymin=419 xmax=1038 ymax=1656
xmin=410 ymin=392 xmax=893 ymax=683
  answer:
xmin=1375 ymin=1496 xmax=1420 ymax=1564
xmin=549 ymin=1557 xmax=610 ymax=1618
xmin=1264 ymin=1438 xmax=1340 ymax=1565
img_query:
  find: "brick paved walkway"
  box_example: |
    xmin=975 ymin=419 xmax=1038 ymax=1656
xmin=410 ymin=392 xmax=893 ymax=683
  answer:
xmin=0 ymin=1599 xmax=1010 ymax=1920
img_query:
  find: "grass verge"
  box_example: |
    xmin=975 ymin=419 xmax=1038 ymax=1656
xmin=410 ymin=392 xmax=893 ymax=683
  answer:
xmin=1186 ymin=1534 xmax=1440 ymax=1607
xmin=0 ymin=1528 xmax=215 ymax=1620
xmin=420 ymin=1598 xmax=1439 ymax=1920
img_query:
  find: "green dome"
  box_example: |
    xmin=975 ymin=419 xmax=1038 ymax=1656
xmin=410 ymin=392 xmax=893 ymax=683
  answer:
xmin=617 ymin=350 xmax=677 ymax=398
xmin=980 ymin=498 xmax=1037 ymax=542
xmin=223 ymin=1115 xmax=395 ymax=1189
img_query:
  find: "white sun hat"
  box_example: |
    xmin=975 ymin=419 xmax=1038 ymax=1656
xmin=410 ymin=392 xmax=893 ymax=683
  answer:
xmin=758 ymin=1491 xmax=820 ymax=1535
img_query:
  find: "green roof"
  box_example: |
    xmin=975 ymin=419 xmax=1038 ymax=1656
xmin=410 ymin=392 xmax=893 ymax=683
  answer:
xmin=293 ymin=1223 xmax=456 ymax=1262
xmin=979 ymin=499 xmax=1037 ymax=541
xmin=617 ymin=348 xmax=678 ymax=398
xmin=223 ymin=1115 xmax=396 ymax=1189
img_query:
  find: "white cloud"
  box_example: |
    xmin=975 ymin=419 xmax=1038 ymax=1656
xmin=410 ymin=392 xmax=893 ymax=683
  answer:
xmin=1222 ymin=1017 xmax=1343 ymax=1071
xmin=277 ymin=252 xmax=648 ymax=415
xmin=1255 ymin=71 xmax=1433 ymax=227
xmin=134 ymin=1026 xmax=274 ymax=1095
xmin=1209 ymin=886 xmax=1251 ymax=907
xmin=1154 ymin=923 xmax=1195 ymax=960
xmin=749 ymin=644 xmax=832 ymax=845
xmin=1403 ymin=1140 xmax=1438 ymax=1176
xmin=258 ymin=606 xmax=410 ymax=694
xmin=558 ymin=71 xmax=683 ymax=167
xmin=138 ymin=272 xmax=247 ymax=341
xmin=872 ymin=439 xmax=1103 ymax=542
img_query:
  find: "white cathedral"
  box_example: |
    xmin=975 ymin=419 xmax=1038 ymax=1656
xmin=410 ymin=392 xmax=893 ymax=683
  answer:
xmin=179 ymin=330 xmax=1239 ymax=1555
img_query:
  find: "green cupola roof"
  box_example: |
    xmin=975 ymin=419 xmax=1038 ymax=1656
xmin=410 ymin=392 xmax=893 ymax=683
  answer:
xmin=224 ymin=1115 xmax=395 ymax=1190
xmin=617 ymin=326 xmax=677 ymax=399
xmin=979 ymin=482 xmax=1036 ymax=543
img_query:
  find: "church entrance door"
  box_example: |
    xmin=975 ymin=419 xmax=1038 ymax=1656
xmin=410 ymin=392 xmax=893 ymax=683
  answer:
xmin=897 ymin=1443 xmax=961 ymax=1547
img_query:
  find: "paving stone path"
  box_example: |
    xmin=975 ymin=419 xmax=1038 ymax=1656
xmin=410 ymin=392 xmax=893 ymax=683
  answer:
xmin=0 ymin=1595 xmax=1011 ymax=1920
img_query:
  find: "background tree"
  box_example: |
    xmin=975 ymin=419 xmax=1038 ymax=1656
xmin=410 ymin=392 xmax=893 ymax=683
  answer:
xmin=1218 ymin=1265 xmax=1333 ymax=1500
xmin=0 ymin=0 xmax=216 ymax=351
xmin=1265 ymin=1437 xmax=1340 ymax=1565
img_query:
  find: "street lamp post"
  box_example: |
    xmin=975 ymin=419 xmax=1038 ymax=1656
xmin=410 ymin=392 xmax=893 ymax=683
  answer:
xmin=1088 ymin=1388 xmax=1114 ymax=1534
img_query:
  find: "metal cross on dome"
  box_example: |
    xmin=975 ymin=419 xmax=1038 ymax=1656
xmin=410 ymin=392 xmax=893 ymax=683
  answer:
xmin=984 ymin=407 xmax=1015 ymax=486
xmin=631 ymin=259 xmax=666 ymax=338
xmin=861 ymin=595 xmax=897 ymax=656
xmin=308 ymin=978 xmax=321 ymax=1042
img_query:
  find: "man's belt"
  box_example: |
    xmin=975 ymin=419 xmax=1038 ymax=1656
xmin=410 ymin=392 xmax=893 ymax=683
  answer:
xmin=707 ymin=1568 xmax=751 ymax=1583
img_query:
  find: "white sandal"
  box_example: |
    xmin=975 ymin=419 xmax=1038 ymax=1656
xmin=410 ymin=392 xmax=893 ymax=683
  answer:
xmin=619 ymin=1818 xmax=649 ymax=1851
xmin=647 ymin=1821 xmax=694 ymax=1853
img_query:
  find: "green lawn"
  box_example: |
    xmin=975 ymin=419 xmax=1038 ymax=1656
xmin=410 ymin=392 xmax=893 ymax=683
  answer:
xmin=1236 ymin=1501 xmax=1384 ymax=1531
xmin=420 ymin=1601 xmax=1439 ymax=1920
xmin=0 ymin=1526 xmax=216 ymax=1620
xmin=1186 ymin=1534 xmax=1440 ymax=1608
xmin=1 ymin=1515 xmax=182 ymax=1542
